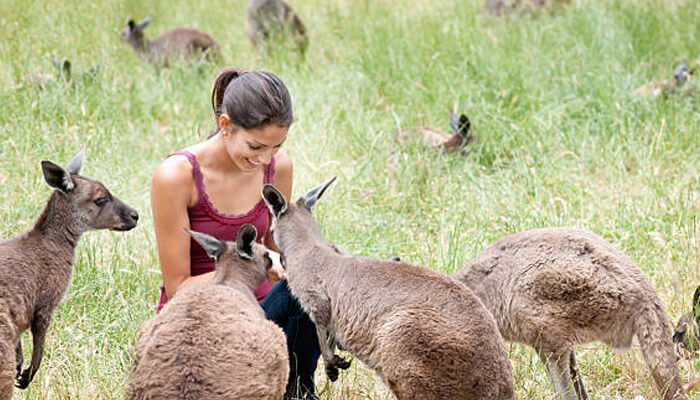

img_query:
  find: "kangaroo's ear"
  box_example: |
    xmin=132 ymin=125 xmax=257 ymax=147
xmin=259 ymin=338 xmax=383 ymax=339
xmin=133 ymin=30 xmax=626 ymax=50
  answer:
xmin=692 ymin=286 xmax=700 ymax=321
xmin=458 ymin=114 xmax=471 ymax=137
xmin=300 ymin=177 xmax=336 ymax=211
xmin=236 ymin=224 xmax=257 ymax=260
xmin=41 ymin=161 xmax=74 ymax=193
xmin=449 ymin=111 xmax=460 ymax=134
xmin=450 ymin=112 xmax=471 ymax=137
xmin=127 ymin=19 xmax=136 ymax=30
xmin=138 ymin=16 xmax=152 ymax=29
xmin=62 ymin=60 xmax=71 ymax=78
xmin=66 ymin=149 xmax=85 ymax=175
xmin=187 ymin=229 xmax=225 ymax=261
xmin=262 ymin=184 xmax=288 ymax=218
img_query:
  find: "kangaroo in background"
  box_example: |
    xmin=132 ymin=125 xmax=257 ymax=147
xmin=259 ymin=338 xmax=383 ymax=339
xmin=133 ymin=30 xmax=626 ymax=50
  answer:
xmin=121 ymin=16 xmax=221 ymax=66
xmin=454 ymin=227 xmax=688 ymax=400
xmin=262 ymin=179 xmax=514 ymax=399
xmin=0 ymin=150 xmax=138 ymax=399
xmin=246 ymin=0 xmax=309 ymax=54
xmin=397 ymin=111 xmax=473 ymax=155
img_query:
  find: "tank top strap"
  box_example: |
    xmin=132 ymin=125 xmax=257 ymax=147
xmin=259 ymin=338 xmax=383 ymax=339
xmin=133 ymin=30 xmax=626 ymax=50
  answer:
xmin=264 ymin=155 xmax=277 ymax=185
xmin=169 ymin=150 xmax=206 ymax=209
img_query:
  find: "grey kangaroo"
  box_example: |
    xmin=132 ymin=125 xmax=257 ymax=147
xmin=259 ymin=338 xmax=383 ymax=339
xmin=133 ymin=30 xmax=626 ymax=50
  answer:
xmin=262 ymin=179 xmax=514 ymax=400
xmin=454 ymin=227 xmax=687 ymax=400
xmin=246 ymin=0 xmax=308 ymax=54
xmin=0 ymin=150 xmax=138 ymax=399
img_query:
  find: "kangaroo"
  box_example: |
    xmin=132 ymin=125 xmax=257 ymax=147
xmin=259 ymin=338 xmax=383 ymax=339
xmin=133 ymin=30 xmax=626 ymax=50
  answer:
xmin=246 ymin=0 xmax=309 ymax=54
xmin=121 ymin=16 xmax=221 ymax=66
xmin=484 ymin=0 xmax=570 ymax=16
xmin=262 ymin=179 xmax=515 ymax=400
xmin=23 ymin=56 xmax=71 ymax=89
xmin=634 ymin=63 xmax=695 ymax=99
xmin=673 ymin=286 xmax=700 ymax=358
xmin=0 ymin=150 xmax=138 ymax=399
xmin=454 ymin=227 xmax=687 ymax=400
xmin=126 ymin=225 xmax=288 ymax=400
xmin=397 ymin=112 xmax=472 ymax=155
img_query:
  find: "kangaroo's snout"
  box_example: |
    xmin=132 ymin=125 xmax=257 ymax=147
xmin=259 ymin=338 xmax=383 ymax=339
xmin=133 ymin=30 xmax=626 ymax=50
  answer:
xmin=113 ymin=202 xmax=139 ymax=231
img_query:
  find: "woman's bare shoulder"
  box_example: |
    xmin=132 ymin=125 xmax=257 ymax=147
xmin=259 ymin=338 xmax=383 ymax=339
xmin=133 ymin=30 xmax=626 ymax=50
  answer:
xmin=152 ymin=154 xmax=194 ymax=195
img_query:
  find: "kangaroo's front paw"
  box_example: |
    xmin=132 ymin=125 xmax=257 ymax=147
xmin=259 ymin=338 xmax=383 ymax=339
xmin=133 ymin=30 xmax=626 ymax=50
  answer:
xmin=331 ymin=354 xmax=352 ymax=370
xmin=325 ymin=364 xmax=340 ymax=382
xmin=325 ymin=354 xmax=352 ymax=381
xmin=15 ymin=368 xmax=32 ymax=389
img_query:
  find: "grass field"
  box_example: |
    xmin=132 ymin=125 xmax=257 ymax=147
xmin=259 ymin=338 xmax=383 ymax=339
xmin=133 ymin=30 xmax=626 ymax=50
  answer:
xmin=1 ymin=0 xmax=700 ymax=398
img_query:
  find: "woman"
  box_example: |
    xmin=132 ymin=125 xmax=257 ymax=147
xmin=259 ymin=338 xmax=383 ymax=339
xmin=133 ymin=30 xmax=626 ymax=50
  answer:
xmin=151 ymin=68 xmax=320 ymax=400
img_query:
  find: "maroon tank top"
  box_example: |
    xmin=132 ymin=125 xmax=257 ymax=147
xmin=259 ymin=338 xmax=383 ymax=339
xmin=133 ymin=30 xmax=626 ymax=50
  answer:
xmin=156 ymin=150 xmax=275 ymax=312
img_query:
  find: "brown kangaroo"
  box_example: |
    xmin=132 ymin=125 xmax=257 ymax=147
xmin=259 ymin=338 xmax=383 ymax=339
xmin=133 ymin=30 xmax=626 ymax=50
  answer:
xmin=121 ymin=16 xmax=221 ymax=66
xmin=397 ymin=112 xmax=473 ymax=155
xmin=0 ymin=150 xmax=138 ymax=399
xmin=454 ymin=227 xmax=687 ymax=400
xmin=262 ymin=179 xmax=515 ymax=400
xmin=126 ymin=225 xmax=288 ymax=400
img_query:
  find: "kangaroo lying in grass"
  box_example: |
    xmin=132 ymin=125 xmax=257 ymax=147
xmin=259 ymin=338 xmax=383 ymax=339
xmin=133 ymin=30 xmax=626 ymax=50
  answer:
xmin=634 ymin=63 xmax=695 ymax=99
xmin=126 ymin=225 xmax=288 ymax=400
xmin=484 ymin=0 xmax=570 ymax=16
xmin=454 ymin=227 xmax=687 ymax=400
xmin=397 ymin=112 xmax=473 ymax=155
xmin=0 ymin=150 xmax=138 ymax=400
xmin=262 ymin=179 xmax=514 ymax=399
xmin=121 ymin=16 xmax=221 ymax=66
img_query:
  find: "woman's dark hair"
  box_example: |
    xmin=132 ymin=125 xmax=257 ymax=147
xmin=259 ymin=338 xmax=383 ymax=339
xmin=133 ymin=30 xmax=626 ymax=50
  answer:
xmin=210 ymin=68 xmax=293 ymax=134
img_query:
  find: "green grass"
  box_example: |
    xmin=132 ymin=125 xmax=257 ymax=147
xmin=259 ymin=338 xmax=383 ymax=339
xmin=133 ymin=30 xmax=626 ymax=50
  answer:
xmin=1 ymin=0 xmax=700 ymax=398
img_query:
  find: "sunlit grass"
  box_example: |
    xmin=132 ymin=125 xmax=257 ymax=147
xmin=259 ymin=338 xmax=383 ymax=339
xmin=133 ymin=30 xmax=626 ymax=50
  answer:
xmin=1 ymin=0 xmax=699 ymax=398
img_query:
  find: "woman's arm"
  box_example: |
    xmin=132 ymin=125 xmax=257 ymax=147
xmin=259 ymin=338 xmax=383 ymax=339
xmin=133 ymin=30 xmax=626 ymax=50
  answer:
xmin=151 ymin=156 xmax=214 ymax=299
xmin=265 ymin=149 xmax=293 ymax=253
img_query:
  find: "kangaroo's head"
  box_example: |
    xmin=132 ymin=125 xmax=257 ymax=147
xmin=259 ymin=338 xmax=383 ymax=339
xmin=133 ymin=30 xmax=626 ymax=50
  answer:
xmin=40 ymin=150 xmax=139 ymax=233
xmin=262 ymin=177 xmax=337 ymax=252
xmin=673 ymin=63 xmax=692 ymax=86
xmin=673 ymin=285 xmax=700 ymax=356
xmin=121 ymin=17 xmax=151 ymax=50
xmin=187 ymin=224 xmax=285 ymax=290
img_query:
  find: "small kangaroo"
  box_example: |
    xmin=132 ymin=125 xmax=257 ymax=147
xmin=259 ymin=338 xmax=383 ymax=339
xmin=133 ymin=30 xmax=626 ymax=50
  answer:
xmin=397 ymin=112 xmax=472 ymax=155
xmin=484 ymin=0 xmax=570 ymax=16
xmin=262 ymin=179 xmax=515 ymax=400
xmin=246 ymin=0 xmax=309 ymax=54
xmin=0 ymin=150 xmax=138 ymax=399
xmin=126 ymin=225 xmax=288 ymax=400
xmin=121 ymin=16 xmax=221 ymax=66
xmin=673 ymin=286 xmax=700 ymax=357
xmin=454 ymin=228 xmax=687 ymax=400
xmin=634 ymin=63 xmax=695 ymax=99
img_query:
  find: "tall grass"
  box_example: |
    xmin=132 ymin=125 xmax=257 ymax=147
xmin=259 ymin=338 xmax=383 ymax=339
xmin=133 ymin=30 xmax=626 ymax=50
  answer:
xmin=1 ymin=0 xmax=699 ymax=398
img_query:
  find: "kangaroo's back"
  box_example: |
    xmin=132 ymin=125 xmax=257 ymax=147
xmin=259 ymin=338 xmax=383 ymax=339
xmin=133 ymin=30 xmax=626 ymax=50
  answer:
xmin=128 ymin=284 xmax=287 ymax=400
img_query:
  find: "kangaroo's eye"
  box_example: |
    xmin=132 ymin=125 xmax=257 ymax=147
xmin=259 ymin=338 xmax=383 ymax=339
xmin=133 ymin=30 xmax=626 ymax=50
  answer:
xmin=94 ymin=197 xmax=109 ymax=207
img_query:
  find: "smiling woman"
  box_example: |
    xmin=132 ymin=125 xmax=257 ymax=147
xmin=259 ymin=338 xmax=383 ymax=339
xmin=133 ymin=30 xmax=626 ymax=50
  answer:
xmin=150 ymin=68 xmax=321 ymax=400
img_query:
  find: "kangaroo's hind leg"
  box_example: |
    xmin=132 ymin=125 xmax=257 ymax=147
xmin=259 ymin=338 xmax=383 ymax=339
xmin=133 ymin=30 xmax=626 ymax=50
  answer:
xmin=538 ymin=348 xmax=577 ymax=400
xmin=569 ymin=351 xmax=588 ymax=400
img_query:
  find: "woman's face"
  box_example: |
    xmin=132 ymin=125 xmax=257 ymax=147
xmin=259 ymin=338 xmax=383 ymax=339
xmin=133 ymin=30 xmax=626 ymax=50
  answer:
xmin=221 ymin=119 xmax=288 ymax=172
